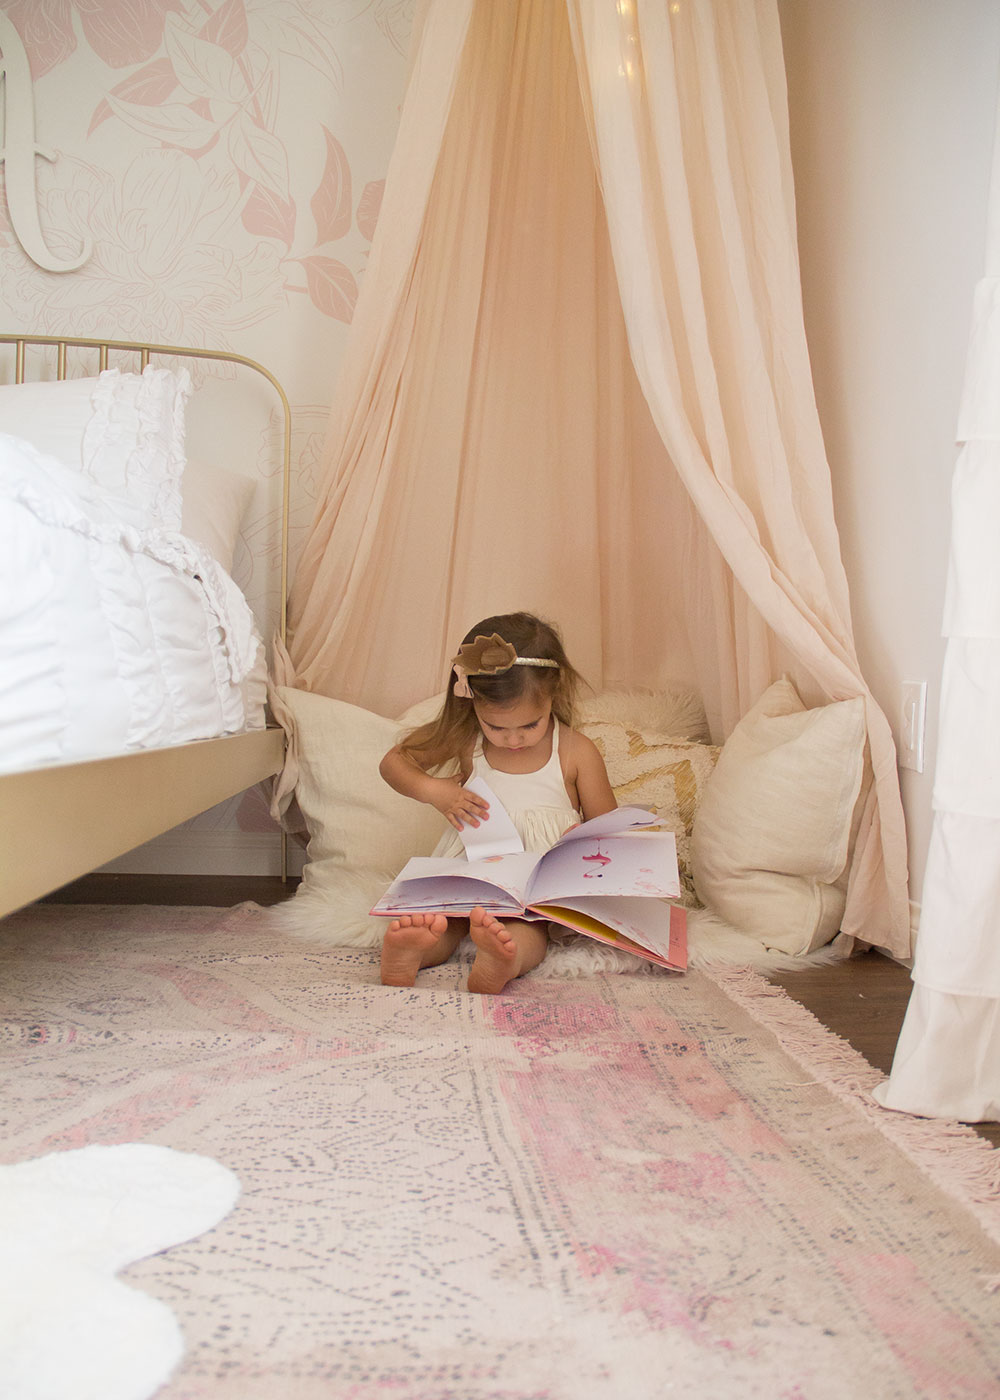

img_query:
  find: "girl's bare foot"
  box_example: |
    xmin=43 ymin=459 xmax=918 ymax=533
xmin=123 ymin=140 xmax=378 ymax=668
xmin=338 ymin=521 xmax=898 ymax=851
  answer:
xmin=467 ymin=906 xmax=519 ymax=994
xmin=380 ymin=913 xmax=450 ymax=987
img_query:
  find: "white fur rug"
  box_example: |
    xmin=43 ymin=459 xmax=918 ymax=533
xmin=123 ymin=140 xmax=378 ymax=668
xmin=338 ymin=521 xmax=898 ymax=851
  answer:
xmin=0 ymin=1144 xmax=239 ymax=1400
xmin=266 ymin=884 xmax=851 ymax=976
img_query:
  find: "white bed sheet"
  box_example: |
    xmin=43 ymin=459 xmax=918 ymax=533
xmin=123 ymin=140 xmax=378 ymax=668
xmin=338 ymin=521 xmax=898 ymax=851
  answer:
xmin=0 ymin=432 xmax=266 ymax=777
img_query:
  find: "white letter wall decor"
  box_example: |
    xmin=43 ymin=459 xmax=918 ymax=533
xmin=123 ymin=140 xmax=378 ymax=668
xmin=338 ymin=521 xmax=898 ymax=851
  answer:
xmin=0 ymin=13 xmax=92 ymax=273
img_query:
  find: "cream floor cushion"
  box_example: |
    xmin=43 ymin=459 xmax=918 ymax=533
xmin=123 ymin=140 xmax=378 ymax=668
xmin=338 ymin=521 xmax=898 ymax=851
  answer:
xmin=690 ymin=677 xmax=867 ymax=956
xmin=270 ymin=685 xmax=711 ymax=950
xmin=271 ymin=680 xmax=863 ymax=965
xmin=274 ymin=687 xmax=448 ymax=946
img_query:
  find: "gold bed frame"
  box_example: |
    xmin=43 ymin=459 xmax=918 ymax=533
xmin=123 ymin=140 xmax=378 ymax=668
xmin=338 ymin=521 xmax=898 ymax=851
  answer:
xmin=0 ymin=333 xmax=291 ymax=918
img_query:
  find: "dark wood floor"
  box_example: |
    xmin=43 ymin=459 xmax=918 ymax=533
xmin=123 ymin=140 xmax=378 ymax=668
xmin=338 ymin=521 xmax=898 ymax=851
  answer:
xmin=42 ymin=872 xmax=299 ymax=909
xmin=39 ymin=874 xmax=999 ymax=1147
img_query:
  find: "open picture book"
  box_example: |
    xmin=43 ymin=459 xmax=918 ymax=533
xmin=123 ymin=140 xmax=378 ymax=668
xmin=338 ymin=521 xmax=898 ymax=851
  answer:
xmin=372 ymin=786 xmax=687 ymax=971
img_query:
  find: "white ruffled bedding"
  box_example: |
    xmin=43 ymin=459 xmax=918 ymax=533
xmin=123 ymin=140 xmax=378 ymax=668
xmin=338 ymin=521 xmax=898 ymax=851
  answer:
xmin=0 ymin=430 xmax=266 ymax=776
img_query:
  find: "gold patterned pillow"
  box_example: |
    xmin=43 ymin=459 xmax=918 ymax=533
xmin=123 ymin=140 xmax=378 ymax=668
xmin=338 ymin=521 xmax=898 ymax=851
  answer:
xmin=580 ymin=720 xmax=720 ymax=907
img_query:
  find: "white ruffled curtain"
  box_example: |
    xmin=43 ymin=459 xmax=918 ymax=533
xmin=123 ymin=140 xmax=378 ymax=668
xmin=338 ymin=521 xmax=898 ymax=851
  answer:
xmin=875 ymin=89 xmax=1000 ymax=1122
xmin=277 ymin=0 xmax=910 ymax=959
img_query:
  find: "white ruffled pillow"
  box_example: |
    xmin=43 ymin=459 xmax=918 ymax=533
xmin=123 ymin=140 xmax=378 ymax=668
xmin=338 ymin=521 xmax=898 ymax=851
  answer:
xmin=0 ymin=367 xmax=192 ymax=534
xmin=81 ymin=367 xmax=190 ymax=531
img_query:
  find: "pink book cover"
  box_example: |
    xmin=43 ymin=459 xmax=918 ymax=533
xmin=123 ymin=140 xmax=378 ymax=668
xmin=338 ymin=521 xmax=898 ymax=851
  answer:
xmin=530 ymin=897 xmax=688 ymax=972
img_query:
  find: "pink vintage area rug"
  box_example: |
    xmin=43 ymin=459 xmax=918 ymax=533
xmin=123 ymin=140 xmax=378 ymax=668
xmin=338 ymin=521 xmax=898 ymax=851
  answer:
xmin=2 ymin=901 xmax=1000 ymax=1400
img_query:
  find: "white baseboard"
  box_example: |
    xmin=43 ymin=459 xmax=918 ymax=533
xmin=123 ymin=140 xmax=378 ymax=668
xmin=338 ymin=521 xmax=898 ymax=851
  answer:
xmin=100 ymin=830 xmax=307 ymax=878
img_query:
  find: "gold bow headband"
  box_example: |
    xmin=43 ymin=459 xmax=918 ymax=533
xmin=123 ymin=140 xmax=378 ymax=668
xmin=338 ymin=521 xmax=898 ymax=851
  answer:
xmin=450 ymin=634 xmax=559 ymax=698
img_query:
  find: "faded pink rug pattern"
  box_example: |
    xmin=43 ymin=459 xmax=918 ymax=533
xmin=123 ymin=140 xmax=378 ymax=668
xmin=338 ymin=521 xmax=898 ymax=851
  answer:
xmin=2 ymin=901 xmax=999 ymax=1399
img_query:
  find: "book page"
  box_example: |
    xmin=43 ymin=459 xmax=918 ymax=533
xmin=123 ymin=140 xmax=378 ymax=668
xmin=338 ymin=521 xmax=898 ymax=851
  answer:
xmin=525 ymin=831 xmax=680 ymax=904
xmin=372 ymin=877 xmax=522 ymax=916
xmin=371 ymin=851 xmax=539 ymax=916
xmin=549 ymin=806 xmax=660 ymax=846
xmin=456 ymin=776 xmax=524 ymax=860
xmin=532 ymin=895 xmax=687 ymax=969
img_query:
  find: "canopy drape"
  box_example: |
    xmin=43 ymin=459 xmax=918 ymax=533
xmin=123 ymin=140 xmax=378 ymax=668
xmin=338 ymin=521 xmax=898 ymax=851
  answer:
xmin=278 ymin=0 xmax=910 ymax=959
xmin=875 ymin=89 xmax=1000 ymax=1120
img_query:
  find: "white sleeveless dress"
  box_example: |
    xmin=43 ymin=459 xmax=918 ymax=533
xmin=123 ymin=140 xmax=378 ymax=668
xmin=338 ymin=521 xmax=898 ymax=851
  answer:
xmin=432 ymin=717 xmax=580 ymax=858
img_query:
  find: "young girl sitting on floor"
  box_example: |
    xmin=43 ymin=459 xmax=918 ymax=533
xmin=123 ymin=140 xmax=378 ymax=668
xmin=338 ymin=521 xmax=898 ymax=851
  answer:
xmin=378 ymin=611 xmax=617 ymax=993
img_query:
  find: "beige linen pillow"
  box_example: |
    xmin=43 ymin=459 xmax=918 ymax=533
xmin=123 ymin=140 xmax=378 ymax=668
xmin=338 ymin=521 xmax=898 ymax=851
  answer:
xmin=275 ymin=687 xmax=447 ymax=944
xmin=578 ymin=687 xmax=710 ymax=741
xmin=579 ymin=720 xmax=720 ymax=907
xmin=690 ymin=678 xmax=866 ymax=956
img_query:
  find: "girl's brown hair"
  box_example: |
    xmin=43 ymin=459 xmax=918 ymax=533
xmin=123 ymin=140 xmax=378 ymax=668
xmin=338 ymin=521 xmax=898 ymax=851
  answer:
xmin=400 ymin=612 xmax=583 ymax=774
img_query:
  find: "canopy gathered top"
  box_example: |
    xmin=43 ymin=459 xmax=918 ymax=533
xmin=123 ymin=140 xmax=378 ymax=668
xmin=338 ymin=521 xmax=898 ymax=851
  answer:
xmin=276 ymin=0 xmax=910 ymax=960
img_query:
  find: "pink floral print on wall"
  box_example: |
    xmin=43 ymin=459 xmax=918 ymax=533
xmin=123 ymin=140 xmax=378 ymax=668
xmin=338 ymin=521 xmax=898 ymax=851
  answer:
xmin=3 ymin=0 xmax=180 ymax=78
xmin=0 ymin=0 xmax=409 ymax=333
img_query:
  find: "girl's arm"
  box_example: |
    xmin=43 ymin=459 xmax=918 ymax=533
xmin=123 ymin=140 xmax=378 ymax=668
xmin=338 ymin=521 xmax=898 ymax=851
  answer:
xmin=568 ymin=730 xmax=618 ymax=821
xmin=379 ymin=744 xmax=490 ymax=832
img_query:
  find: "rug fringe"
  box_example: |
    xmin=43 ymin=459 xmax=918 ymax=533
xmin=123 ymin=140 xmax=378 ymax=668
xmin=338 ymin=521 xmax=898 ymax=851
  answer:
xmin=705 ymin=965 xmax=1000 ymax=1249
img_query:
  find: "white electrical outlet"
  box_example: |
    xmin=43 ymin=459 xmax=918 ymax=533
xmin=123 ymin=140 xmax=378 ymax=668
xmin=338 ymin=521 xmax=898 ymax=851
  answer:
xmin=899 ymin=681 xmax=927 ymax=773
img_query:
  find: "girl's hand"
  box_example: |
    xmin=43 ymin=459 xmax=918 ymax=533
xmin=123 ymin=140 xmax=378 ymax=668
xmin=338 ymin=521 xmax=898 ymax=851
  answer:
xmin=433 ymin=779 xmax=490 ymax=831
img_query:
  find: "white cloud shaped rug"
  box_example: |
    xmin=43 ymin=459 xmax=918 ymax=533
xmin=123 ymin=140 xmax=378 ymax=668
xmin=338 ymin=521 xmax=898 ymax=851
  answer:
xmin=0 ymin=1143 xmax=240 ymax=1400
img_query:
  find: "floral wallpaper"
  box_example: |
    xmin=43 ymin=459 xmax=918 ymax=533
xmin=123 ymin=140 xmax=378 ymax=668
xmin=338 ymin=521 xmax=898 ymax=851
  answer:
xmin=0 ymin=0 xmax=415 ymax=873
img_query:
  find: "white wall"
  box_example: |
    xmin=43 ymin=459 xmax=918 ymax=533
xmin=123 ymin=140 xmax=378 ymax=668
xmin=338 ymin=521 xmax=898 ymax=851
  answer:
xmin=778 ymin=0 xmax=1000 ymax=924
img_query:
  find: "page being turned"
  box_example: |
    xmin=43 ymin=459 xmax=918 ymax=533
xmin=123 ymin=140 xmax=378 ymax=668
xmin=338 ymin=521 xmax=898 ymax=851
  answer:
xmin=457 ymin=776 xmax=524 ymax=860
